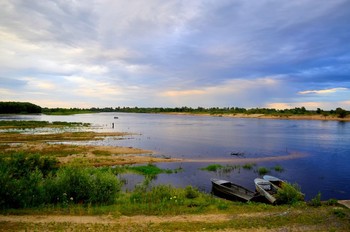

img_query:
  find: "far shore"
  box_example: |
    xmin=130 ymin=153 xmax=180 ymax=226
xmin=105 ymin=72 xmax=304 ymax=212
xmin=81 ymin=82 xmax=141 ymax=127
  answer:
xmin=163 ymin=112 xmax=350 ymax=121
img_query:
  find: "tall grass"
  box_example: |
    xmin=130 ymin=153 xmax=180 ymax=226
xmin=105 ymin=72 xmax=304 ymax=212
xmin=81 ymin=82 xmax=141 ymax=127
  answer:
xmin=275 ymin=182 xmax=304 ymax=204
xmin=0 ymin=155 xmax=121 ymax=209
xmin=118 ymin=183 xmax=219 ymax=215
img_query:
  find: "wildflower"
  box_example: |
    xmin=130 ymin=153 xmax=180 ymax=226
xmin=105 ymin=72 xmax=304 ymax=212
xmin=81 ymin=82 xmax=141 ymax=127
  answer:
xmin=70 ymin=197 xmax=74 ymax=201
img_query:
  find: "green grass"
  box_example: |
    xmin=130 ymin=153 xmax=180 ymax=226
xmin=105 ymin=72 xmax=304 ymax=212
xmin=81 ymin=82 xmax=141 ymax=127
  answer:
xmin=0 ymin=120 xmax=90 ymax=129
xmin=257 ymin=166 xmax=270 ymax=175
xmin=242 ymin=163 xmax=256 ymax=170
xmin=124 ymin=164 xmax=181 ymax=177
xmin=200 ymin=164 xmax=223 ymax=172
xmin=273 ymin=165 xmax=284 ymax=172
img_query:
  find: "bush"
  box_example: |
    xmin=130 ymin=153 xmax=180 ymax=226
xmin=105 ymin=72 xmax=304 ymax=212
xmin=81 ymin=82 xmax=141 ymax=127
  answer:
xmin=185 ymin=186 xmax=199 ymax=199
xmin=0 ymin=155 xmax=121 ymax=209
xmin=47 ymin=166 xmax=121 ymax=205
xmin=89 ymin=169 xmax=121 ymax=204
xmin=326 ymin=198 xmax=338 ymax=206
xmin=0 ymin=155 xmax=57 ymax=209
xmin=309 ymin=192 xmax=322 ymax=207
xmin=7 ymin=154 xmax=58 ymax=178
xmin=0 ymin=166 xmax=46 ymax=209
xmin=275 ymin=182 xmax=304 ymax=205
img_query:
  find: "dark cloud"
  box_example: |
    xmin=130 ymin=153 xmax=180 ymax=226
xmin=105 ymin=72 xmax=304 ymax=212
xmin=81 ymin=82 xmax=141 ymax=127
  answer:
xmin=0 ymin=0 xmax=349 ymax=109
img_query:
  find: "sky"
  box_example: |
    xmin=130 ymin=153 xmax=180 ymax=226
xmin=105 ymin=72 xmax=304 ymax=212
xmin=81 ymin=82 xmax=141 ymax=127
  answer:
xmin=1 ymin=0 xmax=350 ymax=110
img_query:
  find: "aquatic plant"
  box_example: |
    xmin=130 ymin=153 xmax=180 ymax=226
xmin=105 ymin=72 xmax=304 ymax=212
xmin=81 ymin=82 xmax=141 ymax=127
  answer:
xmin=127 ymin=163 xmax=175 ymax=177
xmin=200 ymin=164 xmax=223 ymax=172
xmin=273 ymin=165 xmax=284 ymax=172
xmin=257 ymin=167 xmax=269 ymax=175
xmin=242 ymin=163 xmax=255 ymax=170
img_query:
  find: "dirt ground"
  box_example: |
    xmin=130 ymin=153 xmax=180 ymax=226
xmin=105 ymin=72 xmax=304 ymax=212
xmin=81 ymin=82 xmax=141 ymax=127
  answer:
xmin=0 ymin=211 xmax=342 ymax=232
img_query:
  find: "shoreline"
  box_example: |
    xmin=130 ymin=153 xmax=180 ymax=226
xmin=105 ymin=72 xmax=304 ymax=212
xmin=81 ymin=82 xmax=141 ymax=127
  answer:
xmin=163 ymin=112 xmax=350 ymax=121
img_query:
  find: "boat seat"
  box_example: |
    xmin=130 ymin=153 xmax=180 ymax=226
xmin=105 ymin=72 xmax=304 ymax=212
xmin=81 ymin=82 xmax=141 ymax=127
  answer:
xmin=261 ymin=184 xmax=271 ymax=191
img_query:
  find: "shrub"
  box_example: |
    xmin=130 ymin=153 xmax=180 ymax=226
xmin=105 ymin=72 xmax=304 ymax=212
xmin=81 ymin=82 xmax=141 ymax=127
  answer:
xmin=275 ymin=182 xmax=304 ymax=205
xmin=48 ymin=166 xmax=121 ymax=205
xmin=0 ymin=154 xmax=58 ymax=209
xmin=185 ymin=186 xmax=199 ymax=199
xmin=7 ymin=154 xmax=58 ymax=178
xmin=326 ymin=198 xmax=338 ymax=206
xmin=89 ymin=169 xmax=121 ymax=204
xmin=333 ymin=208 xmax=346 ymax=218
xmin=0 ymin=166 xmax=46 ymax=209
xmin=309 ymin=192 xmax=322 ymax=207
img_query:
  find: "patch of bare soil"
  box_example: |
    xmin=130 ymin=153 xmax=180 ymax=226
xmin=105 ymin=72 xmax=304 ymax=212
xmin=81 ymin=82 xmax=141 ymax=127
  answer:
xmin=1 ymin=142 xmax=179 ymax=165
xmin=0 ymin=213 xmax=267 ymax=224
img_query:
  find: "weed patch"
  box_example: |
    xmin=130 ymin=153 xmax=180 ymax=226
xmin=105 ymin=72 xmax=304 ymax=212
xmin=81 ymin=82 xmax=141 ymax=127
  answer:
xmin=257 ymin=167 xmax=270 ymax=175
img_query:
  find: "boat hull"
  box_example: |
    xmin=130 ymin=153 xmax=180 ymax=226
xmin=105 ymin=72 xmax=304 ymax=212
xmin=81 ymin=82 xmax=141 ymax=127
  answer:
xmin=211 ymin=178 xmax=258 ymax=202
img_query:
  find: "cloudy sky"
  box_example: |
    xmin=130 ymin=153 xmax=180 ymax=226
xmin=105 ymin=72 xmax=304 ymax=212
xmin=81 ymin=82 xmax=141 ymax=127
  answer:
xmin=1 ymin=0 xmax=350 ymax=109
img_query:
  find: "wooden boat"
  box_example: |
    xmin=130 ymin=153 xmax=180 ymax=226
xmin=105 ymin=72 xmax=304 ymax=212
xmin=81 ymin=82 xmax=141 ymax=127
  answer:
xmin=254 ymin=178 xmax=279 ymax=204
xmin=211 ymin=178 xmax=259 ymax=202
xmin=263 ymin=175 xmax=284 ymax=188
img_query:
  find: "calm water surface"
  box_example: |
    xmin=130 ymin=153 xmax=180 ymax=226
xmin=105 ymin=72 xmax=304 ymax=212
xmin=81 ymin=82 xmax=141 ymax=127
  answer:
xmin=2 ymin=112 xmax=350 ymax=200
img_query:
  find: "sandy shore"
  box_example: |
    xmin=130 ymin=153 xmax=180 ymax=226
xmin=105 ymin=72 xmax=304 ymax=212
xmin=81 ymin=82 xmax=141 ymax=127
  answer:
xmin=164 ymin=112 xmax=350 ymax=121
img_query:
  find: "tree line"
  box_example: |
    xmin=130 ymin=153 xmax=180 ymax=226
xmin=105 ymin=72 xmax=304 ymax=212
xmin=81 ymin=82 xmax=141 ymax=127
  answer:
xmin=1 ymin=102 xmax=348 ymax=118
xmin=0 ymin=102 xmax=42 ymax=114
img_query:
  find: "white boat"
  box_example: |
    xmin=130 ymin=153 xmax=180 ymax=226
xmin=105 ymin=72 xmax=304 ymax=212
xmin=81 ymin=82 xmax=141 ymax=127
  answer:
xmin=254 ymin=178 xmax=279 ymax=204
xmin=263 ymin=175 xmax=284 ymax=188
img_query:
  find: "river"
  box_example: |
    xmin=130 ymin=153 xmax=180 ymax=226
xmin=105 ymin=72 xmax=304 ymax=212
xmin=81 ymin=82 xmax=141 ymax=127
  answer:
xmin=2 ymin=112 xmax=350 ymax=200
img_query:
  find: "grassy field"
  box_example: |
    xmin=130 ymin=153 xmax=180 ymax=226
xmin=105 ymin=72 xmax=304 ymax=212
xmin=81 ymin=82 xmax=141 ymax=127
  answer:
xmin=1 ymin=197 xmax=350 ymax=231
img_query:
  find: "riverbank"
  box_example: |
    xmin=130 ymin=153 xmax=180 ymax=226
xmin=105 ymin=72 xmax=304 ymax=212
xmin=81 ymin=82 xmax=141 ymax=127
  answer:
xmin=164 ymin=112 xmax=350 ymax=121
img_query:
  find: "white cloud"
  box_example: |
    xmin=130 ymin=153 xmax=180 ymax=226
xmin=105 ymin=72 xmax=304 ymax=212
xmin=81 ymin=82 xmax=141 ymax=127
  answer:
xmin=20 ymin=77 xmax=56 ymax=90
xmin=298 ymin=87 xmax=348 ymax=95
xmin=0 ymin=0 xmax=350 ymax=108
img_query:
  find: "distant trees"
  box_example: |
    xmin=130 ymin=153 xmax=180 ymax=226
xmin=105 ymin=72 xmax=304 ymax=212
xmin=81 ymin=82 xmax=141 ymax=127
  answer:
xmin=1 ymin=102 xmax=348 ymax=118
xmin=335 ymin=107 xmax=348 ymax=118
xmin=0 ymin=102 xmax=42 ymax=114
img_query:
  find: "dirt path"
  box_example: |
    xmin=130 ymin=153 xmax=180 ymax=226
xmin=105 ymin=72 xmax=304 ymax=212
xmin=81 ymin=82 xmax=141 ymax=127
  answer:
xmin=0 ymin=212 xmax=324 ymax=232
xmin=0 ymin=212 xmax=275 ymax=224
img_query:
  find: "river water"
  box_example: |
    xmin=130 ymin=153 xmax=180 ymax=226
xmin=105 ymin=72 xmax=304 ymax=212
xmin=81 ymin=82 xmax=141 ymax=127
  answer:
xmin=1 ymin=112 xmax=350 ymax=200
